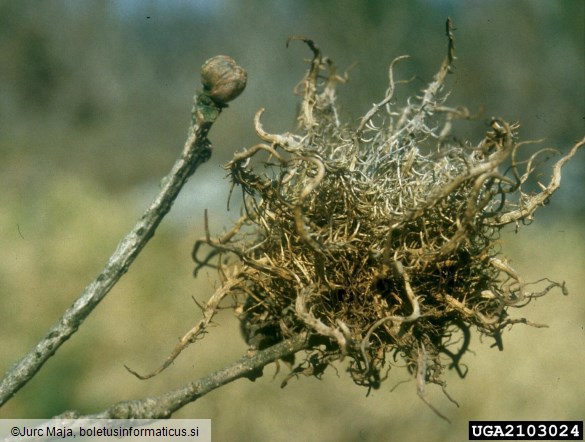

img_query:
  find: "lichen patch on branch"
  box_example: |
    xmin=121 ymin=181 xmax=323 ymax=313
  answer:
xmin=171 ymin=20 xmax=581 ymax=418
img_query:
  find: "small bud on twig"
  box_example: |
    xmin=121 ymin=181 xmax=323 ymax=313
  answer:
xmin=201 ymin=55 xmax=247 ymax=105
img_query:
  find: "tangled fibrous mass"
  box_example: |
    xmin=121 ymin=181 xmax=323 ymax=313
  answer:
xmin=182 ymin=23 xmax=582 ymax=413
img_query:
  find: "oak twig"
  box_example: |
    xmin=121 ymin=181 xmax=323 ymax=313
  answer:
xmin=0 ymin=91 xmax=224 ymax=407
xmin=58 ymin=333 xmax=309 ymax=419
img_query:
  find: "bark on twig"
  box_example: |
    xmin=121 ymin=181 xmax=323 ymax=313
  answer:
xmin=59 ymin=333 xmax=309 ymax=419
xmin=0 ymin=92 xmax=223 ymax=407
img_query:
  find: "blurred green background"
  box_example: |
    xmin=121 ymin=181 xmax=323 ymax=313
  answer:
xmin=1 ymin=1 xmax=583 ymax=440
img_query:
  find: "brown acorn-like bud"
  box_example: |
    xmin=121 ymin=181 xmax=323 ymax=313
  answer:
xmin=201 ymin=55 xmax=247 ymax=105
